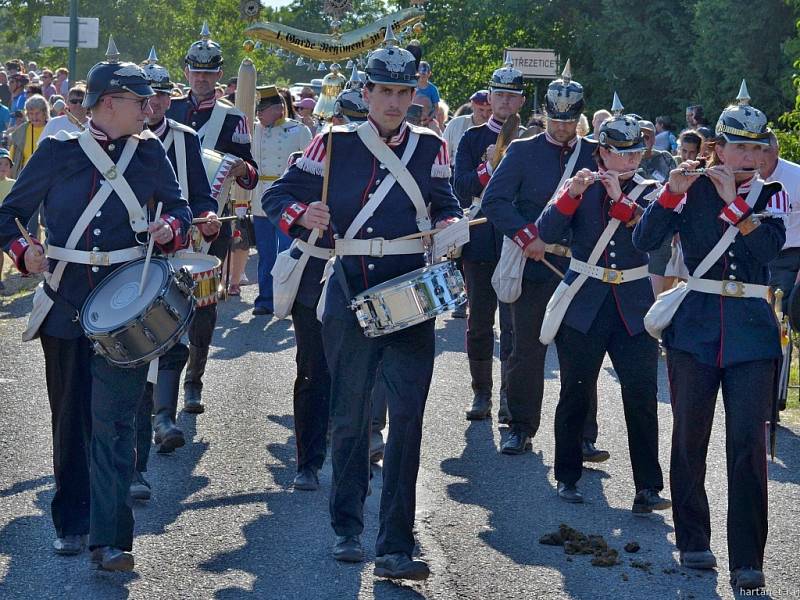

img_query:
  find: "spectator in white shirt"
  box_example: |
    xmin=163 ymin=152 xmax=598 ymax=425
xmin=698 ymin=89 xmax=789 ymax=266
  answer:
xmin=38 ymin=84 xmax=87 ymax=142
xmin=442 ymin=90 xmax=491 ymax=163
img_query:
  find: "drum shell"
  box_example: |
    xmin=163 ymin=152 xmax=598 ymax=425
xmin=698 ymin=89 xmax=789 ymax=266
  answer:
xmin=350 ymin=261 xmax=466 ymax=337
xmin=80 ymin=258 xmax=196 ymax=368
xmin=170 ymin=251 xmax=222 ymax=307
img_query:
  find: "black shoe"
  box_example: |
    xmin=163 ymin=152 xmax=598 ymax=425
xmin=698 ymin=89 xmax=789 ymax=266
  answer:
xmin=253 ymin=306 xmax=273 ymax=316
xmin=183 ymin=386 xmax=205 ymax=414
xmin=129 ymin=471 xmax=151 ymax=501
xmin=557 ymin=482 xmax=584 ymax=503
xmin=332 ymin=535 xmax=364 ymax=562
xmin=374 ymin=553 xmax=430 ymax=581
xmin=53 ymin=535 xmax=86 ymax=556
xmin=679 ymin=550 xmax=717 ymax=570
xmin=731 ymin=567 xmax=765 ymax=590
xmin=465 ymin=394 xmax=492 ymax=420
xmin=153 ymin=368 xmax=186 ymax=453
xmin=293 ymin=468 xmax=320 ymax=491
xmin=632 ymin=489 xmax=671 ymax=515
xmin=91 ymin=546 xmax=135 ymax=571
xmin=452 ymin=304 xmax=468 ymax=319
xmin=582 ymin=440 xmax=610 ymax=463
xmin=153 ymin=414 xmax=185 ymax=453
xmin=501 ymin=429 xmax=532 ymax=455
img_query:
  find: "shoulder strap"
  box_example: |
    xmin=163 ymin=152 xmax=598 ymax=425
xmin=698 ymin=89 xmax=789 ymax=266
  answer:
xmin=78 ymin=131 xmax=147 ymax=232
xmin=583 ymin=179 xmax=650 ymax=266
xmin=172 ymin=128 xmax=189 ymax=200
xmin=200 ymin=102 xmax=229 ymax=152
xmin=356 ymin=122 xmax=430 ymax=231
xmin=551 ymin=138 xmax=583 ymax=202
xmin=692 ymin=178 xmax=764 ymax=278
xmin=344 ymin=134 xmax=420 ymax=239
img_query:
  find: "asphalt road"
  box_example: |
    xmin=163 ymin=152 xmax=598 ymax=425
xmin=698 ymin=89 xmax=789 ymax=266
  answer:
xmin=1 ymin=267 xmax=799 ymax=600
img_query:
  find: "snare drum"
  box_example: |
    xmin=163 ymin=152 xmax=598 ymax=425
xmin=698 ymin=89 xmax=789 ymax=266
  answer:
xmin=202 ymin=148 xmax=239 ymax=211
xmin=350 ymin=260 xmax=466 ymax=337
xmin=80 ymin=257 xmax=195 ymax=368
xmin=170 ymin=251 xmax=221 ymax=307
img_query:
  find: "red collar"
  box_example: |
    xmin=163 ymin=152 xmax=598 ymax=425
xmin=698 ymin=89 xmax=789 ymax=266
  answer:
xmin=88 ymin=120 xmax=110 ymax=142
xmin=188 ymin=91 xmax=217 ymax=111
xmin=487 ymin=116 xmax=503 ymax=134
xmin=544 ymin=131 xmax=577 ymax=149
xmin=148 ymin=118 xmax=168 ymax=138
xmin=367 ymin=116 xmax=408 ymax=148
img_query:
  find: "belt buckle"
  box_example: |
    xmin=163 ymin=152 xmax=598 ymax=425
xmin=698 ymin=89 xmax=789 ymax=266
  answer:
xmin=369 ymin=238 xmax=385 ymax=258
xmin=721 ymin=280 xmax=745 ymax=297
xmin=602 ymin=268 xmax=623 ymax=284
xmin=88 ymin=251 xmax=110 ymax=266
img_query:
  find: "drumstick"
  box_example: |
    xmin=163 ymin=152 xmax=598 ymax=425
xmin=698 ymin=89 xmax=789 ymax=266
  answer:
xmin=395 ymin=218 xmax=488 ymax=241
xmin=14 ymin=218 xmax=36 ymax=247
xmin=138 ymin=202 xmax=163 ymax=298
xmin=541 ymin=257 xmax=565 ymax=279
xmin=192 ymin=215 xmax=239 ymax=225
xmin=318 ymin=125 xmax=334 ymax=235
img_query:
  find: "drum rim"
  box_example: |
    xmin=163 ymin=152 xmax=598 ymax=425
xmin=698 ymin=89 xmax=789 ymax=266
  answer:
xmin=79 ymin=257 xmax=174 ymax=334
xmin=352 ymin=261 xmax=458 ymax=300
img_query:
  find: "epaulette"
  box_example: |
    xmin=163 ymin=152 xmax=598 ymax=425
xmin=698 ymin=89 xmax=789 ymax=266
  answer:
xmin=217 ymin=97 xmax=235 ymax=108
xmin=330 ymin=122 xmax=359 ymax=134
xmin=134 ymin=129 xmax=158 ymax=141
xmin=166 ymin=119 xmax=197 ymax=135
xmin=407 ymin=122 xmax=442 ymax=138
xmin=52 ymin=129 xmax=80 ymax=142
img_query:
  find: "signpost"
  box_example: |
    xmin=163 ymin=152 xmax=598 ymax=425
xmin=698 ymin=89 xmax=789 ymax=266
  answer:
xmin=504 ymin=48 xmax=558 ymax=113
xmin=41 ymin=12 xmax=99 ymax=78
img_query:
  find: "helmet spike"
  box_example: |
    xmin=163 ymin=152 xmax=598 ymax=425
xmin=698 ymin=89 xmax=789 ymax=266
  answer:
xmin=736 ymin=79 xmax=751 ymax=106
xmin=611 ymin=91 xmax=624 ymax=116
xmin=384 ymin=22 xmax=398 ymax=47
xmin=147 ymin=46 xmax=158 ymax=65
xmin=349 ymin=63 xmax=360 ymax=85
xmin=561 ymin=58 xmax=572 ymax=84
xmin=106 ymin=35 xmax=120 ymax=63
xmin=200 ymin=21 xmax=211 ymax=40
xmin=504 ymin=51 xmax=513 ymax=68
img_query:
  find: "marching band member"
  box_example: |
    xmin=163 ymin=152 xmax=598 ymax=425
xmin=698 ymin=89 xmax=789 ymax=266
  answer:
xmin=263 ymin=30 xmax=460 ymax=580
xmin=481 ymin=62 xmax=605 ymax=460
xmin=131 ymin=48 xmax=221 ymax=500
xmin=537 ymin=95 xmax=669 ymax=510
xmin=633 ymin=82 xmax=784 ymax=591
xmin=0 ymin=39 xmax=191 ymax=570
xmin=166 ymin=22 xmax=257 ymax=414
xmin=251 ymin=85 xmax=312 ymax=316
xmin=453 ymin=62 xmax=524 ymax=422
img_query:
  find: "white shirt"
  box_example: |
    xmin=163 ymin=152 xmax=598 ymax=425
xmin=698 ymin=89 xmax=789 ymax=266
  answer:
xmin=766 ymin=158 xmax=800 ymax=249
xmin=442 ymin=113 xmax=481 ymax=164
xmin=38 ymin=114 xmax=86 ymax=143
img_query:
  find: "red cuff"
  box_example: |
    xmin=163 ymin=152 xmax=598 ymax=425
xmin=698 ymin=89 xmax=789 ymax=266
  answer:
xmin=554 ymin=188 xmax=582 ymax=216
xmin=477 ymin=162 xmax=491 ymax=187
xmin=198 ymin=211 xmax=220 ymax=242
xmin=156 ymin=215 xmax=186 ymax=254
xmin=8 ymin=236 xmax=41 ymax=274
xmin=608 ymin=194 xmax=637 ymax=222
xmin=657 ymin=184 xmax=685 ymax=209
xmin=512 ymin=223 xmax=538 ymax=250
xmin=719 ymin=195 xmax=750 ymax=225
xmin=236 ymin=163 xmax=258 ymax=190
xmin=279 ymin=202 xmax=308 ymax=236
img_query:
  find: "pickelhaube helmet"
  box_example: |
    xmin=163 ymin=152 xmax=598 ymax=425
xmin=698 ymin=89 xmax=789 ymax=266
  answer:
xmin=345 ymin=63 xmax=365 ymax=90
xmin=544 ymin=59 xmax=585 ymax=122
xmin=715 ymin=80 xmax=770 ymax=145
xmin=596 ymin=93 xmax=645 ymax=154
xmin=489 ymin=58 xmax=524 ymax=95
xmin=334 ymin=87 xmax=369 ymax=122
xmin=141 ymin=47 xmax=172 ymax=92
xmin=365 ymin=24 xmax=417 ymax=88
xmin=83 ymin=36 xmax=154 ymax=109
xmin=185 ymin=22 xmax=224 ymax=72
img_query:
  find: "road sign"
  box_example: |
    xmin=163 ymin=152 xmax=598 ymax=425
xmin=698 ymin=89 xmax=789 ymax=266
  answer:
xmin=40 ymin=16 xmax=99 ymax=48
xmin=504 ymin=48 xmax=558 ymax=79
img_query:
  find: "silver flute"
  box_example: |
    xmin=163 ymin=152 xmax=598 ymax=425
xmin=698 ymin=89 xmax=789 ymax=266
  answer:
xmin=680 ymin=167 xmax=756 ymax=176
xmin=583 ymin=169 xmax=638 ymax=181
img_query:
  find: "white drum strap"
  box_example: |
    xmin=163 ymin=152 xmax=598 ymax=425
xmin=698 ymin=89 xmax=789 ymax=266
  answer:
xmin=78 ymin=131 xmax=148 ymax=232
xmin=173 ymin=128 xmax=189 ymax=201
xmin=199 ymin=102 xmax=228 ymax=152
xmin=356 ymin=123 xmax=429 ymax=232
xmin=47 ymin=136 xmax=140 ymax=294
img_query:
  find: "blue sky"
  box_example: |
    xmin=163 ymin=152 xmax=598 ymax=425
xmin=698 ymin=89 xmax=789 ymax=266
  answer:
xmin=263 ymin=0 xmax=294 ymax=6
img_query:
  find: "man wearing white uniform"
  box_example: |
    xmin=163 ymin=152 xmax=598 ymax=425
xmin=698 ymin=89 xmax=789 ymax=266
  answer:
xmin=252 ymin=85 xmax=312 ymax=316
xmin=442 ymin=90 xmax=491 ymax=163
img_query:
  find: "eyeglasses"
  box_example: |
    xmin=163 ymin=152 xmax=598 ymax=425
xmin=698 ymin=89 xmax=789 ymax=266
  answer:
xmin=68 ymin=97 xmax=84 ymax=104
xmin=108 ymin=95 xmax=151 ymax=110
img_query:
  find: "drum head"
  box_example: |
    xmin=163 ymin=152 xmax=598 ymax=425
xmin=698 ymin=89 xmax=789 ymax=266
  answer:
xmin=170 ymin=252 xmax=221 ymax=275
xmin=81 ymin=258 xmax=171 ymax=332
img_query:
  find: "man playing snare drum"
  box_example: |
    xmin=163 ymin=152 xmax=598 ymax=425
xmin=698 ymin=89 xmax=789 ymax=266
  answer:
xmin=262 ymin=29 xmax=461 ymax=580
xmin=0 ymin=39 xmax=191 ymax=571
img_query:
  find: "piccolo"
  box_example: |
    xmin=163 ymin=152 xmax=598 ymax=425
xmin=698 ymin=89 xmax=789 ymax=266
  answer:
xmin=191 ymin=215 xmax=240 ymax=225
xmin=679 ymin=168 xmax=755 ymax=176
xmin=580 ymin=169 xmax=638 ymax=182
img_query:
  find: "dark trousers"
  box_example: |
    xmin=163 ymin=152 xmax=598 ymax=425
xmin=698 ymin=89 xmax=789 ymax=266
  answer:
xmin=41 ymin=334 xmax=147 ymax=550
xmin=291 ymin=302 xmax=330 ymax=472
xmin=323 ymin=313 xmax=434 ymax=557
xmin=41 ymin=335 xmax=92 ymax=538
xmin=553 ymin=296 xmax=663 ymax=491
xmin=462 ymin=259 xmax=512 ymax=362
xmin=667 ymin=348 xmax=772 ymax=571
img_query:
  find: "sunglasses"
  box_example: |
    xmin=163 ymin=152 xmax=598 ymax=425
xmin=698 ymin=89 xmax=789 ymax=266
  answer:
xmin=68 ymin=97 xmax=84 ymax=104
xmin=108 ymin=95 xmax=151 ymax=110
